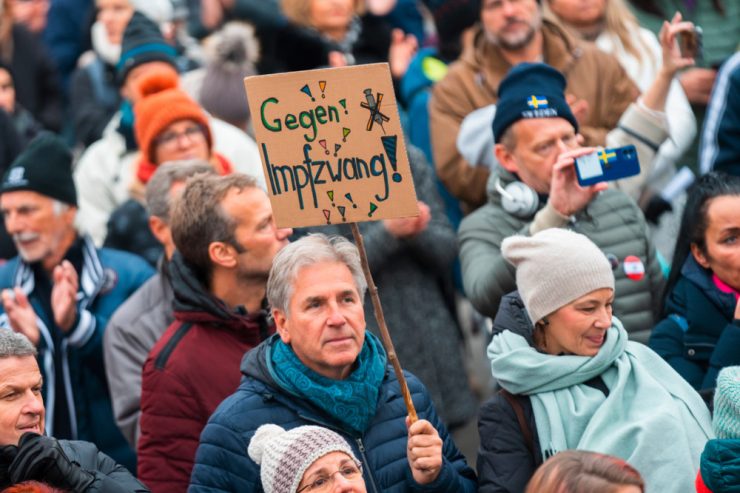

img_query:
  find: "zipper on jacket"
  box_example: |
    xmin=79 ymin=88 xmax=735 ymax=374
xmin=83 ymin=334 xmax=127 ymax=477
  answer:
xmin=356 ymin=437 xmax=381 ymax=493
xmin=155 ymin=322 xmax=193 ymax=370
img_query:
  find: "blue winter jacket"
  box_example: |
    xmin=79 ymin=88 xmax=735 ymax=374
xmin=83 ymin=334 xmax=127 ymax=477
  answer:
xmin=649 ymin=256 xmax=740 ymax=392
xmin=699 ymin=439 xmax=740 ymax=492
xmin=0 ymin=236 xmax=154 ymax=472
xmin=189 ymin=335 xmax=477 ymax=492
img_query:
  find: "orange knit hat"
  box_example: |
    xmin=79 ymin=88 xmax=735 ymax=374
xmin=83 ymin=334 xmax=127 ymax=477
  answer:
xmin=133 ymin=69 xmax=212 ymax=163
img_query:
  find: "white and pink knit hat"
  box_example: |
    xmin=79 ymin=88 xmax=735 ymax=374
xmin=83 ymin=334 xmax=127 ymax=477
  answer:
xmin=247 ymin=424 xmax=361 ymax=493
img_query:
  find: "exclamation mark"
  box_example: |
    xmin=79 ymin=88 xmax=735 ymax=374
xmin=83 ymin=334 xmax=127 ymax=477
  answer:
xmin=368 ymin=203 xmax=378 ymax=217
xmin=339 ymin=99 xmax=348 ymax=114
xmin=300 ymin=84 xmax=315 ymax=102
xmin=323 ymin=209 xmax=331 ymax=224
xmin=342 ymin=128 xmax=351 ymax=142
xmin=338 ymin=206 xmax=346 ymax=222
xmin=345 ymin=193 xmax=358 ymax=209
xmin=319 ymin=139 xmax=329 ymax=155
xmin=334 ymin=144 xmax=341 ymax=157
xmin=327 ymin=190 xmax=335 ymax=207
xmin=381 ymin=135 xmax=402 ymax=182
xmin=319 ymin=81 xmax=327 ymax=99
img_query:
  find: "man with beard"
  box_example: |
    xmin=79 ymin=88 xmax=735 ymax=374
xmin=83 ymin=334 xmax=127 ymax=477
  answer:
xmin=429 ymin=0 xmax=639 ymax=211
xmin=0 ymin=133 xmax=154 ymax=472
xmin=137 ymin=173 xmax=293 ymax=493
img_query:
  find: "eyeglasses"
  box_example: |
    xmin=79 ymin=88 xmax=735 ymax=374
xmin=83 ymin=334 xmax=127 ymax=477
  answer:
xmin=296 ymin=461 xmax=363 ymax=492
xmin=155 ymin=124 xmax=206 ymax=149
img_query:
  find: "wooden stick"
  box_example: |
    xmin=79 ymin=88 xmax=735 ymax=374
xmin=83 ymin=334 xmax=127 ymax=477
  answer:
xmin=350 ymin=222 xmax=418 ymax=423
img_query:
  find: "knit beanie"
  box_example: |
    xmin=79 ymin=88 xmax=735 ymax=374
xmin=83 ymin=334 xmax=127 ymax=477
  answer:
xmin=199 ymin=22 xmax=259 ymax=128
xmin=117 ymin=11 xmax=178 ymax=83
xmin=713 ymin=366 xmax=740 ymax=439
xmin=133 ymin=68 xmax=212 ymax=163
xmin=502 ymin=228 xmax=614 ymax=323
xmin=0 ymin=132 xmax=77 ymax=206
xmin=491 ymin=62 xmax=578 ymax=143
xmin=247 ymin=424 xmax=361 ymax=493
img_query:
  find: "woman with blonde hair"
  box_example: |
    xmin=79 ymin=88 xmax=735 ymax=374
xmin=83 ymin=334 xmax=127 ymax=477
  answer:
xmin=525 ymin=451 xmax=645 ymax=493
xmin=543 ymin=0 xmax=695 ymax=191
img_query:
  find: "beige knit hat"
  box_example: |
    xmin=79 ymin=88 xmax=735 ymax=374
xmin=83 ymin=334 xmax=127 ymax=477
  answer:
xmin=247 ymin=424 xmax=361 ymax=493
xmin=501 ymin=228 xmax=615 ymax=323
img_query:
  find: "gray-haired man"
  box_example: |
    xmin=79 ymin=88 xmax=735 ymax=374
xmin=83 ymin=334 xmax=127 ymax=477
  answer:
xmin=189 ymin=234 xmax=477 ymax=492
xmin=0 ymin=330 xmax=148 ymax=491
xmin=104 ymin=160 xmax=214 ymax=448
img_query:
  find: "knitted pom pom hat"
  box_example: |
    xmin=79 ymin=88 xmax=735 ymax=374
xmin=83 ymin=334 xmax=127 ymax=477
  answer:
xmin=502 ymin=228 xmax=615 ymax=324
xmin=713 ymin=366 xmax=740 ymax=439
xmin=247 ymin=424 xmax=361 ymax=493
xmin=133 ymin=69 xmax=212 ymax=164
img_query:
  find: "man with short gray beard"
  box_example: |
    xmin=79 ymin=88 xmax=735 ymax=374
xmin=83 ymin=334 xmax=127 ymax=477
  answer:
xmin=429 ymin=0 xmax=639 ymax=211
xmin=0 ymin=133 xmax=153 ymax=474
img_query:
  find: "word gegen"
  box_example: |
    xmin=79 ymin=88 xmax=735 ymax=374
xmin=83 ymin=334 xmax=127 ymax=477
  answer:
xmin=260 ymin=97 xmax=341 ymax=143
xmin=262 ymin=143 xmax=392 ymax=210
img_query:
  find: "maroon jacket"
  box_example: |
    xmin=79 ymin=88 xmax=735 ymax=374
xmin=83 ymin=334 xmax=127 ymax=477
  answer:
xmin=137 ymin=253 xmax=274 ymax=493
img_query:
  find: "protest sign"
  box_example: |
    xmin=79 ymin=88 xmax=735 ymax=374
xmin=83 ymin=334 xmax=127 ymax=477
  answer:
xmin=244 ymin=63 xmax=419 ymax=228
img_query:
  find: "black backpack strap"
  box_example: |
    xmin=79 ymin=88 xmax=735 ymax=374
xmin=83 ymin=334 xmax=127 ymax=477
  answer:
xmin=499 ymin=388 xmax=535 ymax=457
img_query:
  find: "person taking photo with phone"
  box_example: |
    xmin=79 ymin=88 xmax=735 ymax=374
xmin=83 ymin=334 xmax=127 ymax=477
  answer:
xmin=459 ymin=15 xmax=694 ymax=343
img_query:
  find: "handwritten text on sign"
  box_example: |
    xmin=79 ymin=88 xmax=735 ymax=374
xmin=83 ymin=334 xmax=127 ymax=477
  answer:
xmin=244 ymin=64 xmax=418 ymax=228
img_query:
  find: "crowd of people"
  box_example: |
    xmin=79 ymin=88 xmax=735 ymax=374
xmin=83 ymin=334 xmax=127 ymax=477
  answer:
xmin=0 ymin=0 xmax=737 ymax=492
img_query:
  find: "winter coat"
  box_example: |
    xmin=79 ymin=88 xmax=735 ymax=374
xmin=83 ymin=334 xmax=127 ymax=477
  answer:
xmin=700 ymin=52 xmax=740 ymax=175
xmin=104 ymin=259 xmax=175 ymax=448
xmin=429 ymin=21 xmax=638 ymax=210
xmin=1 ymin=439 xmax=150 ymax=492
xmin=299 ymin=146 xmax=476 ymax=427
xmin=4 ymin=24 xmax=63 ymax=131
xmin=188 ymin=335 xmax=478 ymax=492
xmin=137 ymin=253 xmax=274 ymax=493
xmin=74 ymin=112 xmax=266 ymax=246
xmin=477 ymin=292 xmax=610 ymax=493
xmin=42 ymin=0 xmax=93 ymax=91
xmin=0 ymin=237 xmax=154 ymax=472
xmin=696 ymin=439 xmax=740 ymax=493
xmin=649 ymin=256 xmax=740 ymax=392
xmin=70 ymin=56 xmax=120 ymax=147
xmin=459 ymin=160 xmax=665 ymax=343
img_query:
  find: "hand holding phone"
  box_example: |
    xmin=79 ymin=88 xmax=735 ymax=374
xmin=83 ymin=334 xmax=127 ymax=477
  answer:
xmin=574 ymin=145 xmax=640 ymax=187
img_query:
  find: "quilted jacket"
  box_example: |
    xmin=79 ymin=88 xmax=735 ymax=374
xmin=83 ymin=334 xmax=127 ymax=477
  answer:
xmin=137 ymin=253 xmax=273 ymax=492
xmin=188 ymin=335 xmax=478 ymax=493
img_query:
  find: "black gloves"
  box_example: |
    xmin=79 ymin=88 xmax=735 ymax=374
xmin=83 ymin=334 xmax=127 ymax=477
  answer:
xmin=644 ymin=195 xmax=673 ymax=225
xmin=0 ymin=444 xmax=18 ymax=488
xmin=8 ymin=433 xmax=95 ymax=491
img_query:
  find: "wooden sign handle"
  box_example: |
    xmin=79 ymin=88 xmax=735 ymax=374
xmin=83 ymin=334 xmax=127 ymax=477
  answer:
xmin=350 ymin=223 xmax=418 ymax=423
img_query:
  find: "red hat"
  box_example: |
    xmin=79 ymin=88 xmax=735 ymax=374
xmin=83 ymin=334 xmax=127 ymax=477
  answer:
xmin=133 ymin=69 xmax=212 ymax=163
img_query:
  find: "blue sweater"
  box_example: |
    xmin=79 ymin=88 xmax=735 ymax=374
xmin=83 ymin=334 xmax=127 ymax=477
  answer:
xmin=189 ymin=335 xmax=477 ymax=492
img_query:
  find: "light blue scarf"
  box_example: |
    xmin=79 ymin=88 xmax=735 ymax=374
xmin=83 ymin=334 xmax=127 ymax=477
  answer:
xmin=488 ymin=318 xmax=714 ymax=492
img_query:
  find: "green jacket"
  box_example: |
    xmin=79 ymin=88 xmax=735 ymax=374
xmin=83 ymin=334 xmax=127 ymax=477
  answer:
xmin=459 ymin=167 xmax=665 ymax=343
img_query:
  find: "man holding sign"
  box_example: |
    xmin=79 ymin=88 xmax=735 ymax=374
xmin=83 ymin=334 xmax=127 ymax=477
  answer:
xmin=189 ymin=234 xmax=477 ymax=492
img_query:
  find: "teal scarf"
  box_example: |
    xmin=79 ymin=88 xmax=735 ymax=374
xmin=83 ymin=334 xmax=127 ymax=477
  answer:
xmin=488 ymin=318 xmax=714 ymax=492
xmin=269 ymin=332 xmax=387 ymax=435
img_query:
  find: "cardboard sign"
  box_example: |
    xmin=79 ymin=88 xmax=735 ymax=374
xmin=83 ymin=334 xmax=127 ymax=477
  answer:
xmin=244 ymin=64 xmax=418 ymax=228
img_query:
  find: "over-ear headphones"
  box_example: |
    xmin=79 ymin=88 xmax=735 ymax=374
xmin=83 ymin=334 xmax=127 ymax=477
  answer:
xmin=495 ymin=179 xmax=539 ymax=219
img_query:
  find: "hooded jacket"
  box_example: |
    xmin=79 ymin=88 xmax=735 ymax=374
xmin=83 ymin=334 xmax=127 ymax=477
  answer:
xmin=459 ymin=164 xmax=665 ymax=342
xmin=649 ymin=256 xmax=740 ymax=393
xmin=137 ymin=253 xmax=274 ymax=493
xmin=429 ymin=21 xmax=638 ymax=210
xmin=188 ymin=335 xmax=478 ymax=493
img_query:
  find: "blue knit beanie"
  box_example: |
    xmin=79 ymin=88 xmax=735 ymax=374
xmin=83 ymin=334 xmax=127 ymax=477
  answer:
xmin=491 ymin=63 xmax=578 ymax=143
xmin=713 ymin=366 xmax=740 ymax=439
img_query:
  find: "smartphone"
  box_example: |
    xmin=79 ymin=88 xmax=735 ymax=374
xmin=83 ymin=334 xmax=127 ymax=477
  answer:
xmin=575 ymin=145 xmax=640 ymax=187
xmin=679 ymin=26 xmax=703 ymax=61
